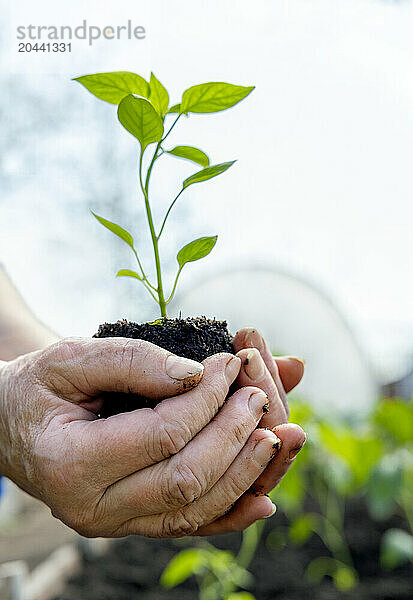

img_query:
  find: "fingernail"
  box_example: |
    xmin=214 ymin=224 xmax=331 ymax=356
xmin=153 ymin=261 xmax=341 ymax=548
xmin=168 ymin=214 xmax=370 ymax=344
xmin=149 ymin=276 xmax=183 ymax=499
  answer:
xmin=285 ymin=356 xmax=306 ymax=367
xmin=243 ymin=348 xmax=265 ymax=380
xmin=252 ymin=431 xmax=280 ymax=467
xmin=263 ymin=502 xmax=277 ymax=518
xmin=244 ymin=328 xmax=263 ymax=350
xmin=166 ymin=355 xmax=204 ymax=380
xmin=289 ymin=436 xmax=307 ymax=460
xmin=271 ymin=435 xmax=282 ymax=458
xmin=225 ymin=356 xmax=241 ymax=385
xmin=248 ymin=391 xmax=269 ymax=418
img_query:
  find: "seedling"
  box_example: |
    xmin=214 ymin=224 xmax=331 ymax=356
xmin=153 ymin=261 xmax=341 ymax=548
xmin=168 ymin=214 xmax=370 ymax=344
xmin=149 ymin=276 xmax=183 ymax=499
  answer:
xmin=73 ymin=71 xmax=254 ymax=317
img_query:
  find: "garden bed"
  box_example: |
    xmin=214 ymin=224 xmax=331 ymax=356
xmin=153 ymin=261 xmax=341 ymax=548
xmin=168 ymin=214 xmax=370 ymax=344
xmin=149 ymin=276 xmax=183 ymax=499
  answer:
xmin=54 ymin=497 xmax=412 ymax=600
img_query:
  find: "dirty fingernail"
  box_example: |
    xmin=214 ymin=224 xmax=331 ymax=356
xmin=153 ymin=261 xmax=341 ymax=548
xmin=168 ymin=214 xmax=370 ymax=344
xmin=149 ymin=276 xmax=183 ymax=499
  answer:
xmin=271 ymin=435 xmax=282 ymax=457
xmin=244 ymin=348 xmax=265 ymax=380
xmin=166 ymin=355 xmax=204 ymax=380
xmin=263 ymin=502 xmax=277 ymax=518
xmin=248 ymin=390 xmax=269 ymax=418
xmin=225 ymin=356 xmax=241 ymax=384
xmin=244 ymin=328 xmax=263 ymax=349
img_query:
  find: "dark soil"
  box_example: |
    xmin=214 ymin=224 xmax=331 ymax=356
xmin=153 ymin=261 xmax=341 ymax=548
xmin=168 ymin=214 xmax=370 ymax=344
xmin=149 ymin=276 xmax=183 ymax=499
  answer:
xmin=55 ymin=498 xmax=413 ymax=600
xmin=93 ymin=317 xmax=234 ymax=417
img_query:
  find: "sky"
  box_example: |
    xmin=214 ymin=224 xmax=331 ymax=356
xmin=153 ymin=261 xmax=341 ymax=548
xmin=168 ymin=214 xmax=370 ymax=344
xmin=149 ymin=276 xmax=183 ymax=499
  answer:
xmin=1 ymin=0 xmax=412 ymax=383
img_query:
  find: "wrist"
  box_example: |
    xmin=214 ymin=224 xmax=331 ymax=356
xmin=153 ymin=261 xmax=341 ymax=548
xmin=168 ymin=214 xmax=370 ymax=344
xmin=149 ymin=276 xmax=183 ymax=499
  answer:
xmin=0 ymin=355 xmax=44 ymax=499
xmin=0 ymin=359 xmax=12 ymax=476
xmin=0 ymin=358 xmax=27 ymax=483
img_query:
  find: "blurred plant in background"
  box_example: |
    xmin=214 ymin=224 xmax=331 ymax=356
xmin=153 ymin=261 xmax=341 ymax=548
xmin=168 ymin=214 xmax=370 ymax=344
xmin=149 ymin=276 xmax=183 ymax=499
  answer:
xmin=161 ymin=395 xmax=413 ymax=599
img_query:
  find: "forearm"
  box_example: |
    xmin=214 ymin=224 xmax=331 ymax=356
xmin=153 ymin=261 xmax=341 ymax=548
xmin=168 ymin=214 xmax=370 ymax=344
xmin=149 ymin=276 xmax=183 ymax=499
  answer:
xmin=0 ymin=355 xmax=41 ymax=491
xmin=0 ymin=264 xmax=60 ymax=360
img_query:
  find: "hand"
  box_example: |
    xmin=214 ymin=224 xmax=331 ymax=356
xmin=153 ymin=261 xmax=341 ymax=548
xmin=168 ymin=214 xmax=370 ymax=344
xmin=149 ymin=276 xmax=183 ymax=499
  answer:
xmin=195 ymin=327 xmax=306 ymax=536
xmin=0 ymin=337 xmax=282 ymax=538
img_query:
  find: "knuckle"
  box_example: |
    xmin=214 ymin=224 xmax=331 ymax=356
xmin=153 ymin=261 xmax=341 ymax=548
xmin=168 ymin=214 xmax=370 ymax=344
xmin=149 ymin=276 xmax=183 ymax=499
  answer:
xmin=115 ymin=338 xmax=150 ymax=369
xmin=36 ymin=338 xmax=86 ymax=383
xmin=161 ymin=509 xmax=203 ymax=538
xmin=202 ymin=378 xmax=228 ymax=414
xmin=116 ymin=338 xmax=136 ymax=368
xmin=165 ymin=463 xmax=204 ymax=507
xmin=230 ymin=420 xmax=251 ymax=446
xmin=155 ymin=416 xmax=189 ymax=459
xmin=34 ymin=339 xmax=70 ymax=372
xmin=50 ymin=338 xmax=82 ymax=362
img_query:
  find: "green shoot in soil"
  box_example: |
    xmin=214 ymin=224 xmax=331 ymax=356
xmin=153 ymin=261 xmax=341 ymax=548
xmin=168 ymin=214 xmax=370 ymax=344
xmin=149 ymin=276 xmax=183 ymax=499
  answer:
xmin=74 ymin=72 xmax=254 ymax=317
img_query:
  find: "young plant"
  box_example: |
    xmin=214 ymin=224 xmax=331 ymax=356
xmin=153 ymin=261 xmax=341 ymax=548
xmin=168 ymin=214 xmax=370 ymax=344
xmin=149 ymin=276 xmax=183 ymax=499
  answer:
xmin=161 ymin=542 xmax=256 ymax=600
xmin=73 ymin=71 xmax=254 ymax=317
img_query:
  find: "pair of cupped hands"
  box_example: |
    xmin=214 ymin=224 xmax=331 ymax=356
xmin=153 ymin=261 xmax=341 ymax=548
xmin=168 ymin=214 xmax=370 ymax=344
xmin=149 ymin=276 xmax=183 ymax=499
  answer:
xmin=0 ymin=327 xmax=306 ymax=539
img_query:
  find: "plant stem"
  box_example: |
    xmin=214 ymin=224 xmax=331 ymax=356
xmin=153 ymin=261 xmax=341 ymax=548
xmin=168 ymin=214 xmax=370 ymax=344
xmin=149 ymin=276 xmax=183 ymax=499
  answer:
xmin=237 ymin=520 xmax=265 ymax=569
xmin=166 ymin=266 xmax=183 ymax=305
xmin=136 ymin=113 xmax=183 ymax=316
xmin=145 ymin=143 xmax=162 ymax=195
xmin=131 ymin=247 xmax=157 ymax=290
xmin=163 ymin=113 xmax=181 ymax=142
xmin=139 ymin=152 xmax=167 ymax=317
xmin=311 ymin=473 xmax=354 ymax=569
xmin=145 ymin=114 xmax=181 ymax=199
xmin=158 ymin=188 xmax=184 ymax=240
xmin=139 ymin=277 xmax=159 ymax=302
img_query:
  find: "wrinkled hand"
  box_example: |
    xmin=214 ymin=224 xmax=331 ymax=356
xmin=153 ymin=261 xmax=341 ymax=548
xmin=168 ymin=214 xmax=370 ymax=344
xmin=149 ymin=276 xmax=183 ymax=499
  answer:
xmin=197 ymin=327 xmax=306 ymax=536
xmin=0 ymin=337 xmax=286 ymax=538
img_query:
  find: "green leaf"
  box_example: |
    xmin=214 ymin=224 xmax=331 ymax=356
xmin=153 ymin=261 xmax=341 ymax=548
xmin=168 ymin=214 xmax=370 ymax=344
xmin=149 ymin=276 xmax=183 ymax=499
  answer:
xmin=168 ymin=103 xmax=181 ymax=113
xmin=183 ymin=161 xmax=235 ymax=189
xmin=209 ymin=549 xmax=235 ymax=575
xmin=117 ymin=95 xmax=164 ymax=152
xmin=177 ymin=236 xmax=217 ymax=268
xmin=181 ymin=82 xmax=254 ymax=114
xmin=91 ymin=212 xmax=134 ymax=249
xmin=381 ymin=529 xmax=413 ymax=569
xmin=149 ymin=72 xmax=169 ymax=117
xmin=116 ymin=269 xmax=142 ymax=281
xmin=373 ymin=399 xmax=413 ymax=444
xmin=289 ymin=514 xmax=318 ymax=545
xmin=306 ymin=557 xmax=336 ymax=583
xmin=73 ymin=71 xmax=149 ymax=104
xmin=167 ymin=145 xmax=210 ymax=167
xmin=319 ymin=424 xmax=383 ymax=489
xmin=333 ymin=566 xmax=357 ymax=592
xmin=160 ymin=549 xmax=208 ymax=588
xmin=306 ymin=557 xmax=357 ymax=591
xmin=367 ymin=459 xmax=403 ymax=520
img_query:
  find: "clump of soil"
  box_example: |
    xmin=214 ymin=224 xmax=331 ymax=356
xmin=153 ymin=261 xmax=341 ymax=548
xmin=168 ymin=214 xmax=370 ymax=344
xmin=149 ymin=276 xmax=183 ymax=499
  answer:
xmin=94 ymin=316 xmax=234 ymax=362
xmin=93 ymin=316 xmax=234 ymax=417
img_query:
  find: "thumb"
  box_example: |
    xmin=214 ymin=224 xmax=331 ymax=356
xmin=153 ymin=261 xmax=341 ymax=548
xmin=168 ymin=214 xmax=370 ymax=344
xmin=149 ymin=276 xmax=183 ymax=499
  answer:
xmin=44 ymin=337 xmax=204 ymax=401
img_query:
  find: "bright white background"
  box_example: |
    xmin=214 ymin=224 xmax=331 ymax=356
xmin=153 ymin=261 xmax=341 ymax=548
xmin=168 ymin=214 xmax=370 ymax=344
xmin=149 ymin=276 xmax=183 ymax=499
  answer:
xmin=1 ymin=0 xmax=412 ymax=384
